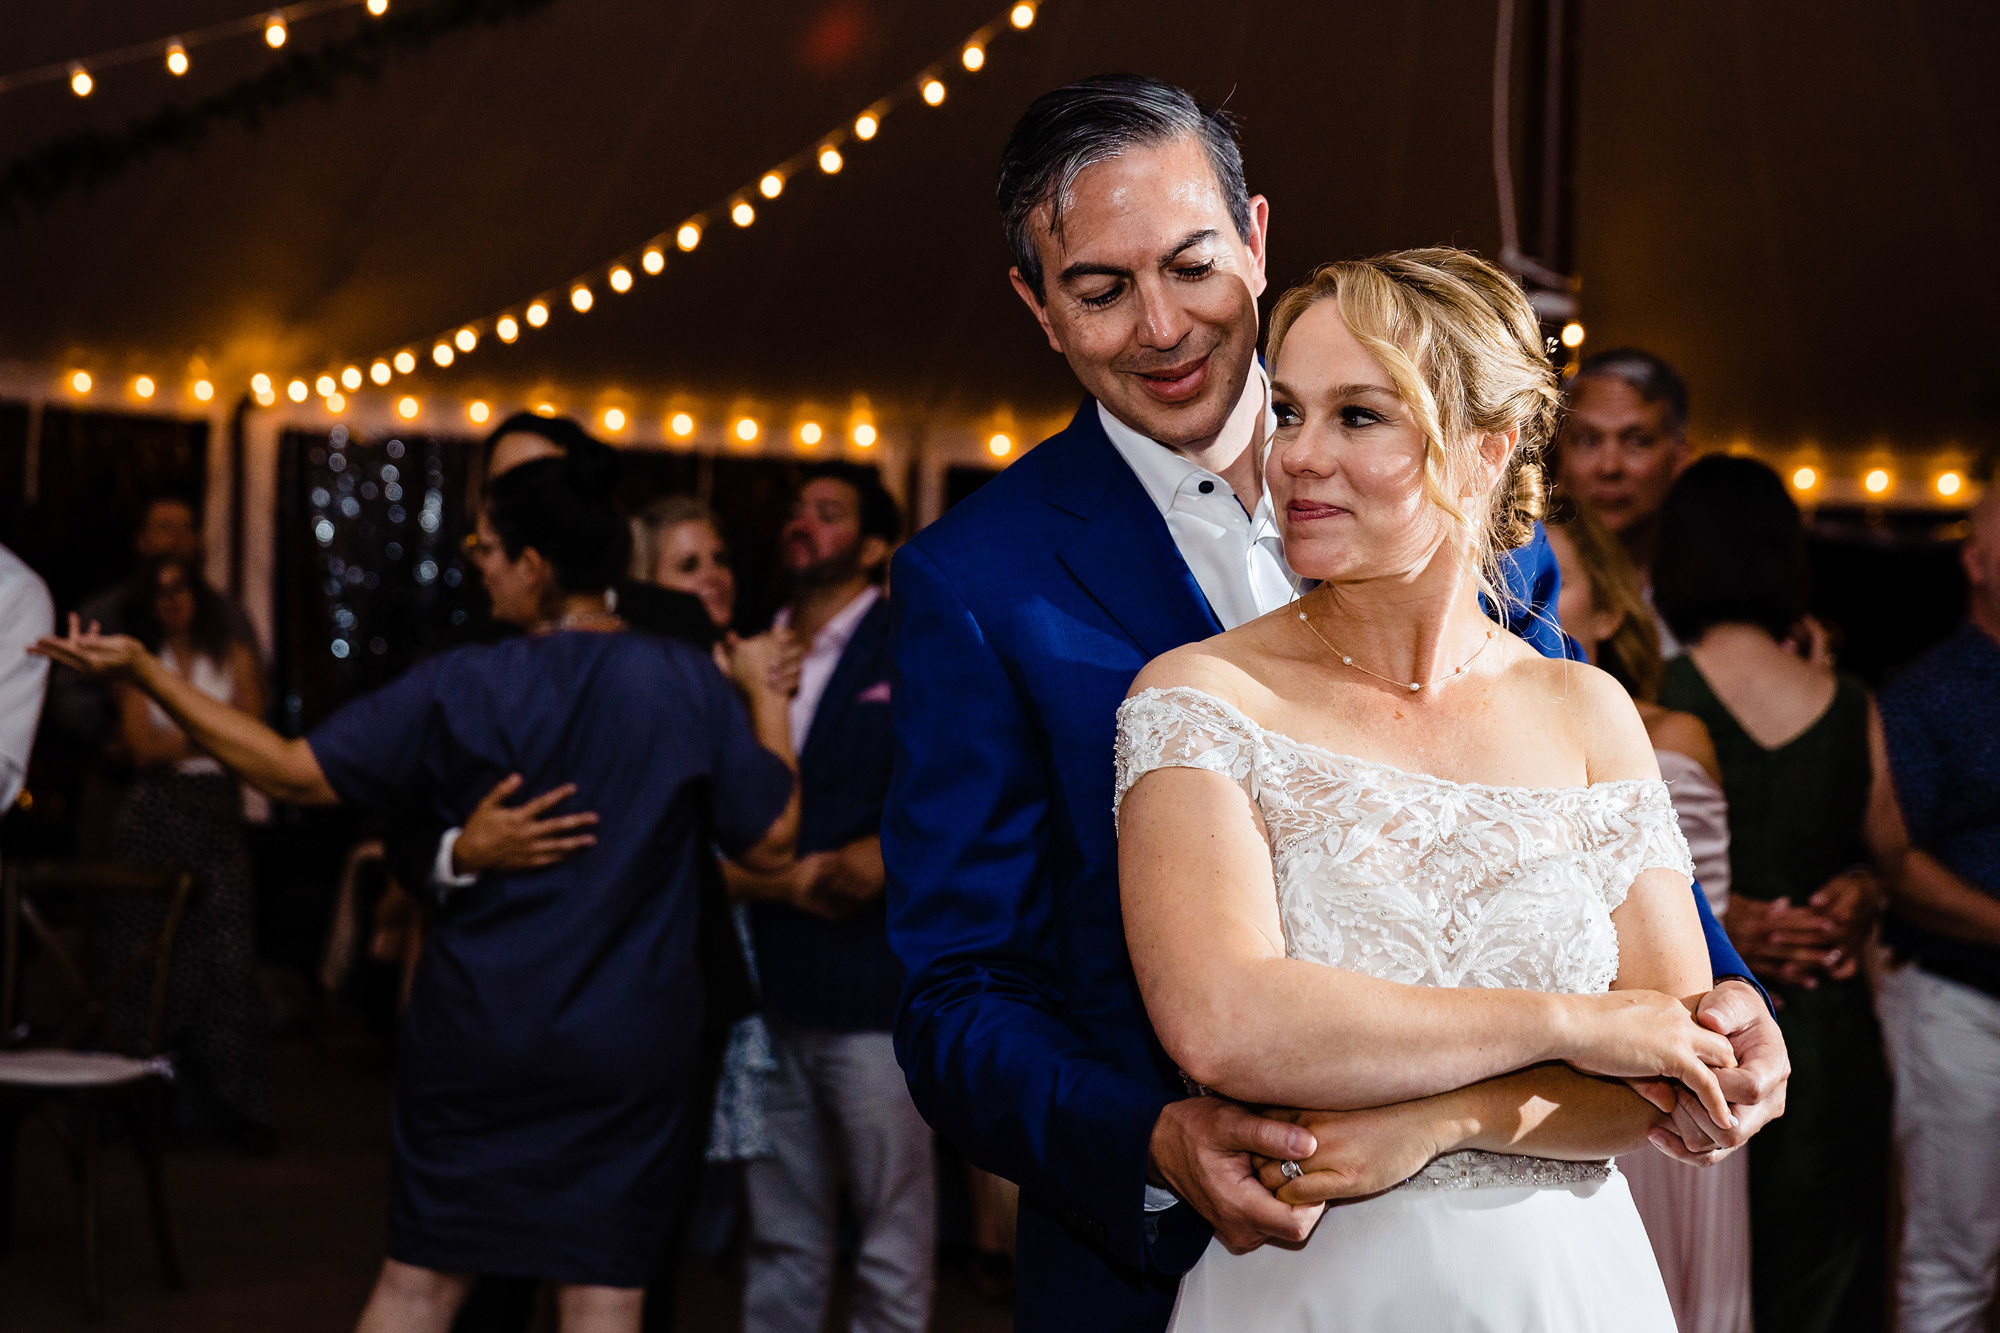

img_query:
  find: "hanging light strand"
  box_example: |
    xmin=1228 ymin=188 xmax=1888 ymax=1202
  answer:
xmin=357 ymin=1 xmax=1043 ymax=386
xmin=0 ymin=0 xmax=390 ymax=98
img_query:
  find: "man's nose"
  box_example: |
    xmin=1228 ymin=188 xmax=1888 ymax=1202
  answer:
xmin=1131 ymin=276 xmax=1194 ymax=351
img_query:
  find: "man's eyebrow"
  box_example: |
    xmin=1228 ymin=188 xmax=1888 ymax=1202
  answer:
xmin=1161 ymin=229 xmax=1219 ymax=264
xmin=1056 ymin=260 xmax=1130 ymax=286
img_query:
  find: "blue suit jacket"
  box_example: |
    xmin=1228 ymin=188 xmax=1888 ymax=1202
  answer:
xmin=751 ymin=593 xmax=904 ymax=1033
xmin=884 ymin=402 xmax=1754 ymax=1332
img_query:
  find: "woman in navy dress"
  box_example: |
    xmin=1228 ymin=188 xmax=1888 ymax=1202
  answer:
xmin=38 ymin=451 xmax=799 ymax=1332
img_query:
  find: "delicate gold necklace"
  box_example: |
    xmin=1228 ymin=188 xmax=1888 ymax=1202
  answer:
xmin=1296 ymin=600 xmax=1495 ymax=693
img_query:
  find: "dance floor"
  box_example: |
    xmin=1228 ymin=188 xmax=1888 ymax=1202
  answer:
xmin=0 ymin=1020 xmax=1013 ymax=1332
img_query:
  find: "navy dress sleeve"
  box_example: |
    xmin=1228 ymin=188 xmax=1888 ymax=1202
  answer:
xmin=306 ymin=652 xmax=454 ymax=812
xmin=697 ymin=661 xmax=792 ymax=860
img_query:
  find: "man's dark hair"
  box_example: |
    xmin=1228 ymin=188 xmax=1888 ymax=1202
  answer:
xmin=1652 ymin=455 xmax=1811 ymax=644
xmin=482 ymin=411 xmax=601 ymax=465
xmin=801 ymin=462 xmax=902 ymax=546
xmin=997 ymin=74 xmax=1252 ymax=299
xmin=1569 ymin=348 xmax=1689 ymax=436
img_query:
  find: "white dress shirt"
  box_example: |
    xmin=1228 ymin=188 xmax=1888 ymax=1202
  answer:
xmin=773 ymin=584 xmax=882 ymax=751
xmin=0 ymin=544 xmax=54 ymax=813
xmin=1097 ymin=372 xmax=1298 ymax=631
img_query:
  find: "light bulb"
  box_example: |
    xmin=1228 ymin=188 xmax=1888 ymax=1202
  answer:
xmin=1791 ymin=466 xmax=1817 ymax=492
xmin=367 ymin=0 xmax=389 ymax=14
xmin=677 ymin=223 xmax=701 ymax=251
xmin=851 ymin=422 xmax=876 ymax=448
xmin=732 ymin=201 xmax=755 ymax=227
xmin=922 ymin=79 xmax=946 ymax=106
xmin=254 ymin=388 xmax=276 ymax=407
xmin=70 ymin=66 xmax=93 ymax=97
xmin=534 ymin=403 xmax=556 ymax=417
xmin=642 ymin=248 xmax=665 ymax=275
xmin=609 ymin=266 xmax=632 ymax=293
xmin=962 ymin=44 xmax=985 ymax=71
xmin=854 ymin=112 xmax=879 ymax=140
xmin=467 ymin=400 xmax=490 ymax=424
xmin=1561 ymin=322 xmax=1586 ymax=348
xmin=326 ymin=392 xmax=346 ymax=413
xmin=370 ymin=361 xmax=392 ymax=384
xmin=166 ymin=44 xmax=189 ymax=76
xmin=1010 ymin=3 xmax=1036 ymax=28
xmin=570 ymin=285 xmax=593 ymax=313
xmin=988 ymin=432 xmax=1013 ymax=458
xmin=396 ymin=396 xmax=420 ymax=420
xmin=602 ymin=408 xmax=627 ymax=432
xmin=432 ymin=343 xmax=454 ymax=367
xmin=341 ymin=365 xmax=362 ymax=390
xmin=733 ymin=417 xmax=759 ymax=444
xmin=526 ymin=301 xmax=549 ymax=328
xmin=819 ymin=146 xmax=844 ymax=174
xmin=1937 ymin=471 xmax=1964 ymax=498
xmin=393 ymin=350 xmax=417 ymax=374
xmin=799 ymin=422 xmax=823 ymax=446
xmin=668 ymin=412 xmax=694 ymax=439
xmin=264 ymin=15 xmax=287 ymax=48
xmin=455 ymin=327 xmax=477 ymax=353
xmin=288 ymin=379 xmax=309 ymax=402
xmin=192 ymin=379 xmax=215 ymax=402
xmin=316 ymin=374 xmax=337 ymax=396
xmin=1864 ymin=469 xmax=1891 ymax=495
xmin=133 ymin=375 xmax=156 ymax=399
xmin=251 ymin=373 xmax=272 ymax=395
xmin=760 ymin=172 xmax=784 ymax=199
xmin=496 ymin=316 xmax=519 ymax=343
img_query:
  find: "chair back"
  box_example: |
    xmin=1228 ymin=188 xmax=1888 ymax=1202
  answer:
xmin=1 ymin=860 xmax=197 ymax=1057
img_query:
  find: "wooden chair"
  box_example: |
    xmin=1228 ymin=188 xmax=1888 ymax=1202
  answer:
xmin=0 ymin=858 xmax=195 ymax=1318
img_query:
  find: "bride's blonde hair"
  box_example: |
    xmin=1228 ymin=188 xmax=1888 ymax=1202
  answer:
xmin=1265 ymin=247 xmax=1560 ymax=610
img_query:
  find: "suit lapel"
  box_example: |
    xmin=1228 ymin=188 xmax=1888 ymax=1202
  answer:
xmin=798 ymin=596 xmax=890 ymax=772
xmin=1048 ymin=403 xmax=1222 ymax=660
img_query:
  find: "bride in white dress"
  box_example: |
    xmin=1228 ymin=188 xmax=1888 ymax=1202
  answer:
xmin=1115 ymin=248 xmax=1737 ymax=1331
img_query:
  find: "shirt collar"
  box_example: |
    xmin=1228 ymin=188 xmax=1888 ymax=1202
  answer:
xmin=774 ymin=583 xmax=881 ymax=656
xmin=1097 ymin=365 xmax=1279 ymax=532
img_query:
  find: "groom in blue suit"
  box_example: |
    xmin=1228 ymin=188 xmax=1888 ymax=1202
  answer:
xmin=884 ymin=76 xmax=1792 ymax=1332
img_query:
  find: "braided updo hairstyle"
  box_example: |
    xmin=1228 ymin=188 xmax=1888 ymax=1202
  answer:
xmin=1265 ymin=247 xmax=1561 ymax=610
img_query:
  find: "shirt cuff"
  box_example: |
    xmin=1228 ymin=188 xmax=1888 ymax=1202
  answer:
xmin=432 ymin=827 xmax=479 ymax=896
xmin=1143 ymin=1184 xmax=1179 ymax=1214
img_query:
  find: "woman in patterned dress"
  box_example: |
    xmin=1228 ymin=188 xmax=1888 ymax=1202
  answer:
xmin=105 ymin=553 xmax=272 ymax=1145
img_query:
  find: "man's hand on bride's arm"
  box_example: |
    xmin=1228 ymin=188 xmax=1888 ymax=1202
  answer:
xmin=1645 ymin=979 xmax=1789 ymax=1166
xmin=452 ymin=774 xmax=600 ymax=875
xmin=1148 ymin=1097 xmax=1323 ymax=1254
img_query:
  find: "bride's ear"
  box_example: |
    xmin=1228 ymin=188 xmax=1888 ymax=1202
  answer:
xmin=1465 ymin=427 xmax=1520 ymax=499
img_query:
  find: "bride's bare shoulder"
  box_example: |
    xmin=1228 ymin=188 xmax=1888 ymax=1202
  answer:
xmin=1127 ymin=631 xmax=1272 ymax=712
xmin=1506 ymin=648 xmax=1661 ymax=783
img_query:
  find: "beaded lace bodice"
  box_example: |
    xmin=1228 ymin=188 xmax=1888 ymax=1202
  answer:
xmin=1115 ymin=686 xmax=1695 ymax=1191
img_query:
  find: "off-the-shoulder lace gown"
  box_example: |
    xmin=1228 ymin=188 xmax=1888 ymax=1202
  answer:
xmin=1115 ymin=687 xmax=1687 ymax=1332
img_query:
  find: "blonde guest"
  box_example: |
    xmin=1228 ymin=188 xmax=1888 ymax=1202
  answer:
xmin=1547 ymin=496 xmax=1753 ymax=1333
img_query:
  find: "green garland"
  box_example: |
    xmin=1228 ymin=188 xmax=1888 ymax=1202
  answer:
xmin=0 ymin=0 xmax=556 ymax=220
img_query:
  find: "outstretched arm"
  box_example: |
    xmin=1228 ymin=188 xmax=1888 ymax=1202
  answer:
xmin=35 ymin=617 xmax=336 ymax=805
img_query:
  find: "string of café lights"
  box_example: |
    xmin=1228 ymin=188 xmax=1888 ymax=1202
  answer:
xmin=1 ymin=0 xmax=390 ymax=99
xmin=37 ymin=2 xmax=1976 ymax=493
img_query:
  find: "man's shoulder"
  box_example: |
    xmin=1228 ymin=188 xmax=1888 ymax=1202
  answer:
xmin=904 ymin=408 xmax=1104 ymax=568
xmin=1883 ymin=624 xmax=1990 ymax=715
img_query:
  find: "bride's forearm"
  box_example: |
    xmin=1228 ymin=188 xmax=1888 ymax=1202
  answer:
xmin=1168 ymin=961 xmax=1578 ymax=1109
xmin=1443 ymin=1064 xmax=1667 ymax=1161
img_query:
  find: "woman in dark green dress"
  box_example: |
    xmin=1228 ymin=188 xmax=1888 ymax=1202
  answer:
xmin=1653 ymin=456 xmax=1896 ymax=1333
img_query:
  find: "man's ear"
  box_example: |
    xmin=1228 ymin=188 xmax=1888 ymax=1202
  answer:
xmin=1242 ymin=194 xmax=1272 ymax=300
xmin=860 ymin=536 xmax=894 ymax=581
xmin=1009 ymin=267 xmax=1065 ymax=355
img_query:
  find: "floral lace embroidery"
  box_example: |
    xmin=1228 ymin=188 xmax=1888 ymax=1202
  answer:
xmin=1115 ymin=685 xmax=1694 ymax=1192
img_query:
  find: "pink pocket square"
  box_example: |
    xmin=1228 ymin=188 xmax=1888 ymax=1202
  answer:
xmin=856 ymin=680 xmax=892 ymax=704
